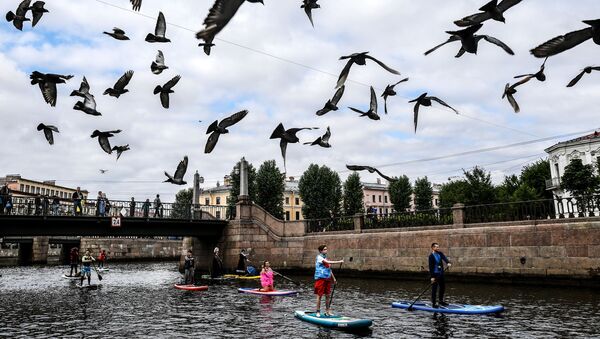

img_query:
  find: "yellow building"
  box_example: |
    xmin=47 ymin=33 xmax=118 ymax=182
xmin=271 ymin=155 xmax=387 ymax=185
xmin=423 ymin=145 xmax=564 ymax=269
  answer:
xmin=0 ymin=174 xmax=88 ymax=201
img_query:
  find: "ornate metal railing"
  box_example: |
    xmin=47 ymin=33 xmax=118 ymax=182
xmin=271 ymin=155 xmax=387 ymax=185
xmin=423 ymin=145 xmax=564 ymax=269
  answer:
xmin=363 ymin=208 xmax=453 ymax=229
xmin=0 ymin=196 xmax=231 ymax=220
xmin=305 ymin=215 xmax=355 ymax=233
xmin=464 ymin=195 xmax=600 ymax=223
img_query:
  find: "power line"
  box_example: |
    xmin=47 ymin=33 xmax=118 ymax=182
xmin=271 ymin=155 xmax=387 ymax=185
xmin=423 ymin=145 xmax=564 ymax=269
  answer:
xmin=93 ymin=0 xmax=538 ymax=138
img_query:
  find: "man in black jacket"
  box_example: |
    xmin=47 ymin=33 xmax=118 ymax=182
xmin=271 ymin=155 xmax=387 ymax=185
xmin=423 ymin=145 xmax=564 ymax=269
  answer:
xmin=429 ymin=242 xmax=451 ymax=308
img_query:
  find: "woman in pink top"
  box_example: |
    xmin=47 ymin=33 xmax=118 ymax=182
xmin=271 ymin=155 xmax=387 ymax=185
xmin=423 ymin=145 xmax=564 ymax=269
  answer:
xmin=260 ymin=261 xmax=274 ymax=292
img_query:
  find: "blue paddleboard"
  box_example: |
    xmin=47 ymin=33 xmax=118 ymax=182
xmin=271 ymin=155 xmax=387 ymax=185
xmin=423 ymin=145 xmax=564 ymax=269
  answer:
xmin=294 ymin=310 xmax=372 ymax=329
xmin=392 ymin=301 xmax=504 ymax=314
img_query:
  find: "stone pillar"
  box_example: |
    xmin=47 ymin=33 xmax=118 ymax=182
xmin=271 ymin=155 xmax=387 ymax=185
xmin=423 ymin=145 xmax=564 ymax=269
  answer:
xmin=452 ymin=203 xmax=465 ymax=228
xmin=236 ymin=157 xmax=251 ymax=220
xmin=31 ymin=236 xmax=49 ymax=264
xmin=353 ymin=213 xmax=364 ymax=232
xmin=179 ymin=236 xmax=212 ymax=276
xmin=239 ymin=157 xmax=248 ymax=197
xmin=192 ymin=171 xmax=204 ymax=219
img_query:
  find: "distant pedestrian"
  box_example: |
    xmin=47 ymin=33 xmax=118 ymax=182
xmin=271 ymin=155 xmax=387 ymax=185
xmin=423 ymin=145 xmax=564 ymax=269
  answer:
xmin=97 ymin=191 xmax=105 ymax=217
xmin=183 ymin=249 xmax=195 ymax=285
xmin=34 ymin=195 xmax=42 ymax=215
xmin=429 ymin=242 xmax=451 ymax=308
xmin=68 ymin=247 xmax=80 ymax=277
xmin=42 ymin=195 xmax=49 ymax=215
xmin=103 ymin=193 xmax=111 ymax=216
xmin=210 ymin=247 xmax=223 ymax=278
xmin=0 ymin=183 xmax=8 ymax=215
xmin=153 ymin=194 xmax=162 ymax=218
xmin=129 ymin=197 xmax=136 ymax=217
xmin=98 ymin=249 xmax=107 ymax=268
xmin=72 ymin=187 xmax=83 ymax=216
xmin=4 ymin=194 xmax=12 ymax=215
xmin=27 ymin=199 xmax=33 ymax=215
xmin=51 ymin=195 xmax=60 ymax=215
xmin=142 ymin=199 xmax=151 ymax=218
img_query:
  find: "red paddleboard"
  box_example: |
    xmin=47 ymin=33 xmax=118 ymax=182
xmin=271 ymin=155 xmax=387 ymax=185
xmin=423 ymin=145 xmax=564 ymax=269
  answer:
xmin=174 ymin=284 xmax=208 ymax=291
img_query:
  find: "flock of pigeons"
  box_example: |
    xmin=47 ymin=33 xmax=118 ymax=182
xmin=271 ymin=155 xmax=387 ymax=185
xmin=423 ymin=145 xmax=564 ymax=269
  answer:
xmin=6 ymin=0 xmax=600 ymax=186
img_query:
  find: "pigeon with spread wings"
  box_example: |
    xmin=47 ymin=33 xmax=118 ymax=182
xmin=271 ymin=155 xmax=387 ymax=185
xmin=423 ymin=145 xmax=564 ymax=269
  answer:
xmin=567 ymin=66 xmax=600 ymax=87
xmin=205 ymin=110 xmax=249 ymax=154
xmin=112 ymin=144 xmax=130 ymax=160
xmin=164 ymin=156 xmax=188 ymax=185
xmin=410 ymin=93 xmax=459 ymax=132
xmin=30 ymin=71 xmax=73 ymax=107
xmin=91 ymin=130 xmax=121 ymax=155
xmin=531 ymin=19 xmax=600 ymax=58
xmin=301 ymin=0 xmax=320 ymax=27
xmin=145 ymin=11 xmax=170 ymax=43
xmin=316 ymin=85 xmax=345 ymax=116
xmin=425 ymin=23 xmax=514 ymax=57
xmin=103 ymin=27 xmax=129 ymax=40
xmin=349 ymin=86 xmax=380 ymax=121
xmin=37 ymin=123 xmax=59 ymax=145
xmin=6 ymin=0 xmax=31 ymax=31
xmin=381 ymin=78 xmax=409 ymax=114
xmin=104 ymin=70 xmax=133 ymax=98
xmin=304 ymin=126 xmax=331 ymax=148
xmin=270 ymin=123 xmax=317 ymax=172
xmin=346 ymin=165 xmax=396 ymax=183
xmin=454 ymin=0 xmax=522 ymax=27
xmin=154 ymin=75 xmax=181 ymax=109
xmin=72 ymin=77 xmax=101 ymax=116
xmin=336 ymin=52 xmax=400 ymax=89
xmin=151 ymin=50 xmax=168 ymax=74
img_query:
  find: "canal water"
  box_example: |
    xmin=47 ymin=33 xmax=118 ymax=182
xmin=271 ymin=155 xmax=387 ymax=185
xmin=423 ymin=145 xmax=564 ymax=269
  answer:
xmin=0 ymin=262 xmax=598 ymax=338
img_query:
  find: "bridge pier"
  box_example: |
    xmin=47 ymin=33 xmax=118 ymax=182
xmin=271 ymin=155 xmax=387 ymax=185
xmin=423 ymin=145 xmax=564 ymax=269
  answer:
xmin=179 ymin=237 xmax=215 ymax=277
xmin=31 ymin=236 xmax=49 ymax=264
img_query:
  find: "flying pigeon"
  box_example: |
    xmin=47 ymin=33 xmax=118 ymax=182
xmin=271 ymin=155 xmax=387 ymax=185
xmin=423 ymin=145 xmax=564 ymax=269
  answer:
xmin=112 ymin=144 xmax=130 ymax=160
xmin=301 ymin=0 xmax=320 ymax=27
xmin=195 ymin=0 xmax=265 ymax=54
xmin=336 ymin=52 xmax=400 ymax=88
xmin=514 ymin=58 xmax=548 ymax=82
xmin=6 ymin=0 xmax=31 ymax=31
xmin=346 ymin=165 xmax=396 ymax=183
xmin=501 ymin=76 xmax=536 ymax=113
xmin=531 ymin=19 xmax=600 ymax=58
xmin=270 ymin=123 xmax=317 ymax=171
xmin=454 ymin=0 xmax=522 ymax=27
xmin=349 ymin=86 xmax=380 ymax=121
xmin=198 ymin=42 xmax=215 ymax=56
xmin=103 ymin=27 xmax=129 ymax=40
xmin=90 ymin=130 xmax=121 ymax=154
xmin=30 ymin=71 xmax=73 ymax=107
xmin=28 ymin=1 xmax=48 ymax=27
xmin=151 ymin=50 xmax=168 ymax=74
xmin=36 ymin=123 xmax=59 ymax=145
xmin=567 ymin=66 xmax=600 ymax=87
xmin=99 ymin=169 xmax=108 ymax=174
xmin=425 ymin=24 xmax=514 ymax=57
xmin=381 ymin=78 xmax=409 ymax=114
xmin=316 ymin=85 xmax=345 ymax=116
xmin=130 ymin=0 xmax=141 ymax=11
xmin=205 ymin=110 xmax=249 ymax=154
xmin=71 ymin=77 xmax=101 ymax=116
xmin=145 ymin=11 xmax=170 ymax=43
xmin=103 ymin=70 xmax=133 ymax=98
xmin=164 ymin=156 xmax=188 ymax=185
xmin=153 ymin=75 xmax=181 ymax=109
xmin=409 ymin=93 xmax=459 ymax=132
xmin=303 ymin=126 xmax=331 ymax=148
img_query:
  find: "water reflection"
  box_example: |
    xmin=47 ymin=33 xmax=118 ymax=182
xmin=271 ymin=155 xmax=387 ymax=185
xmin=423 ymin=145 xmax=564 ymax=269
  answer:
xmin=432 ymin=313 xmax=450 ymax=339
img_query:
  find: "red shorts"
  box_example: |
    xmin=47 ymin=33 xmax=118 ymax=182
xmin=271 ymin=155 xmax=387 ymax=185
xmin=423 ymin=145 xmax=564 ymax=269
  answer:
xmin=314 ymin=278 xmax=332 ymax=296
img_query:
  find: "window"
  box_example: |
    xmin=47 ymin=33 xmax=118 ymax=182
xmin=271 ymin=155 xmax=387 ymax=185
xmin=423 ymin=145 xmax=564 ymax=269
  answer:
xmin=20 ymin=184 xmax=24 ymax=192
xmin=379 ymin=195 xmax=382 ymax=202
xmin=384 ymin=195 xmax=388 ymax=203
xmin=434 ymin=199 xmax=439 ymax=206
xmin=295 ymin=197 xmax=299 ymax=205
xmin=25 ymin=185 xmax=30 ymax=193
xmin=51 ymin=190 xmax=54 ymax=196
xmin=372 ymin=195 xmax=375 ymax=202
xmin=295 ymin=211 xmax=300 ymax=220
xmin=285 ymin=197 xmax=290 ymax=205
xmin=41 ymin=188 xmax=45 ymax=195
xmin=385 ymin=208 xmax=388 ymax=214
xmin=205 ymin=198 xmax=210 ymax=205
xmin=215 ymin=211 xmax=221 ymax=219
xmin=216 ymin=197 xmax=221 ymax=205
xmin=285 ymin=211 xmax=290 ymax=220
xmin=36 ymin=187 xmax=40 ymax=194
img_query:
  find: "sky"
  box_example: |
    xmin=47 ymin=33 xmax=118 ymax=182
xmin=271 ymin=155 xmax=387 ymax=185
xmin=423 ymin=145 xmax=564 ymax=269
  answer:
xmin=1 ymin=0 xmax=600 ymax=202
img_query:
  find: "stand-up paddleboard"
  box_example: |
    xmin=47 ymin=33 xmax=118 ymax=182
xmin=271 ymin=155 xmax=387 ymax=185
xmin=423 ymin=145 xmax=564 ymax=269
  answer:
xmin=294 ymin=311 xmax=373 ymax=329
xmin=224 ymin=274 xmax=260 ymax=280
xmin=238 ymin=287 xmax=298 ymax=296
xmin=174 ymin=284 xmax=208 ymax=291
xmin=77 ymin=284 xmax=100 ymax=289
xmin=392 ymin=301 xmax=504 ymax=314
xmin=62 ymin=274 xmax=82 ymax=279
xmin=97 ymin=268 xmax=109 ymax=272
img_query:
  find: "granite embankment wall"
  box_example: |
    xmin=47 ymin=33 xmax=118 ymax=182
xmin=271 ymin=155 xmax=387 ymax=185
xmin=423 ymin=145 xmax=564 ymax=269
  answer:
xmin=80 ymin=238 xmax=182 ymax=261
xmin=218 ymin=202 xmax=600 ymax=284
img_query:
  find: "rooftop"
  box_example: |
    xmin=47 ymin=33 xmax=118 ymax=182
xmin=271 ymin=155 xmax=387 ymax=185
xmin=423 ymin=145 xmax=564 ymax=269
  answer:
xmin=545 ymin=131 xmax=600 ymax=153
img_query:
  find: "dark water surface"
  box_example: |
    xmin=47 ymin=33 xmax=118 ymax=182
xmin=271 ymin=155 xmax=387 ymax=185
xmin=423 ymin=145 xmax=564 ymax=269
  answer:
xmin=0 ymin=262 xmax=598 ymax=338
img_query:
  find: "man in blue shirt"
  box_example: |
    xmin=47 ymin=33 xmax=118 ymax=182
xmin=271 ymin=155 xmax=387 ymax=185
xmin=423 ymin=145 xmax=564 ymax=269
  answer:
xmin=314 ymin=244 xmax=344 ymax=317
xmin=429 ymin=242 xmax=451 ymax=308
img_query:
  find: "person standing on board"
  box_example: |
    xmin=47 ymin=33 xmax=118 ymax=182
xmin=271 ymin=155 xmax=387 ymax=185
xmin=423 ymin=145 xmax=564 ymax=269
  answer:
xmin=236 ymin=249 xmax=250 ymax=274
xmin=183 ymin=250 xmax=195 ymax=285
xmin=314 ymin=244 xmax=344 ymax=317
xmin=259 ymin=261 xmax=274 ymax=292
xmin=98 ymin=249 xmax=107 ymax=268
xmin=429 ymin=242 xmax=451 ymax=308
xmin=210 ymin=247 xmax=223 ymax=278
xmin=68 ymin=247 xmax=80 ymax=277
xmin=80 ymin=250 xmax=96 ymax=286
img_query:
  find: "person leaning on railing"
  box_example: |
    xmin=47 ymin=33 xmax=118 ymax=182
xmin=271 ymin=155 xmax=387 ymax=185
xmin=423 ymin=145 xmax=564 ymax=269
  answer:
xmin=72 ymin=187 xmax=83 ymax=216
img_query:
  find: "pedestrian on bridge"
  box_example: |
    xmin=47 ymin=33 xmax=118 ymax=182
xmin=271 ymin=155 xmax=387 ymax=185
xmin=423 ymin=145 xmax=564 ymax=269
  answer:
xmin=34 ymin=195 xmax=42 ymax=215
xmin=72 ymin=187 xmax=83 ymax=216
xmin=4 ymin=194 xmax=12 ymax=215
xmin=153 ymin=194 xmax=162 ymax=218
xmin=142 ymin=199 xmax=151 ymax=218
xmin=129 ymin=197 xmax=136 ymax=217
xmin=51 ymin=195 xmax=60 ymax=215
xmin=0 ymin=183 xmax=7 ymax=215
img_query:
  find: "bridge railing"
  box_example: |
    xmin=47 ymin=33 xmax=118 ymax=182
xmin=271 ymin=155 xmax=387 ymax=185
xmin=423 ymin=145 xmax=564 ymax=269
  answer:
xmin=363 ymin=208 xmax=453 ymax=230
xmin=1 ymin=197 xmax=231 ymax=221
xmin=305 ymin=215 xmax=355 ymax=233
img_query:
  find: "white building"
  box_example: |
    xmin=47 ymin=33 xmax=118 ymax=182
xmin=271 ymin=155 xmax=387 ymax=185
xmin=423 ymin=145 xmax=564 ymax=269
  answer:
xmin=545 ymin=131 xmax=600 ymax=199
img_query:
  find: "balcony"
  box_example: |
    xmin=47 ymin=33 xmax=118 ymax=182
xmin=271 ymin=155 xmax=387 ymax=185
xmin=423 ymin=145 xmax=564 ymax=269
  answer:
xmin=545 ymin=178 xmax=560 ymax=190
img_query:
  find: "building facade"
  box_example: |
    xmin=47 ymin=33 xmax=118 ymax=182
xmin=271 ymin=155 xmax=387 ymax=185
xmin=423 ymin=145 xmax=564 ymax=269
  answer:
xmin=0 ymin=174 xmax=88 ymax=201
xmin=362 ymin=178 xmax=441 ymax=214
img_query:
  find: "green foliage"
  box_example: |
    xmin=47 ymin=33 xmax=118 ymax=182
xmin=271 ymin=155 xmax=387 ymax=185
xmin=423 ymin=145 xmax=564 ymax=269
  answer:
xmin=463 ymin=166 xmax=496 ymax=205
xmin=227 ymin=160 xmax=257 ymax=218
xmin=388 ymin=175 xmax=412 ymax=212
xmin=439 ymin=179 xmax=468 ymax=208
xmin=561 ymin=158 xmax=600 ymax=197
xmin=342 ymin=172 xmax=364 ymax=215
xmin=520 ymin=159 xmax=552 ymax=199
xmin=255 ymin=160 xmax=285 ymax=219
xmin=414 ymin=176 xmax=433 ymax=211
xmin=496 ymin=174 xmax=521 ymax=202
xmin=172 ymin=188 xmax=193 ymax=219
xmin=512 ymin=184 xmax=539 ymax=202
xmin=299 ymin=164 xmax=342 ymax=219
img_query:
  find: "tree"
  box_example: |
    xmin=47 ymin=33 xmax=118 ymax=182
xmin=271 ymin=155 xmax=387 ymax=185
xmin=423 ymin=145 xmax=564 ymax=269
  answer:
xmin=172 ymin=188 xmax=193 ymax=219
xmin=255 ymin=160 xmax=285 ymax=219
xmin=389 ymin=175 xmax=412 ymax=212
xmin=463 ymin=166 xmax=496 ymax=205
xmin=496 ymin=174 xmax=521 ymax=202
xmin=520 ymin=159 xmax=552 ymax=199
xmin=227 ymin=160 xmax=257 ymax=218
xmin=414 ymin=176 xmax=433 ymax=210
xmin=561 ymin=158 xmax=600 ymax=197
xmin=342 ymin=172 xmax=364 ymax=216
xmin=298 ymin=164 xmax=342 ymax=219
xmin=439 ymin=179 xmax=469 ymax=208
xmin=512 ymin=184 xmax=539 ymax=202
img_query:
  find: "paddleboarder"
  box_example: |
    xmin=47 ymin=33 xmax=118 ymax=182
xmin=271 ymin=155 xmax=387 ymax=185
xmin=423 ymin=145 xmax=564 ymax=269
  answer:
xmin=236 ymin=249 xmax=251 ymax=274
xmin=184 ymin=250 xmax=195 ymax=285
xmin=429 ymin=242 xmax=451 ymax=308
xmin=80 ymin=250 xmax=96 ymax=286
xmin=98 ymin=249 xmax=107 ymax=268
xmin=314 ymin=244 xmax=344 ymax=317
xmin=68 ymin=247 xmax=80 ymax=277
xmin=210 ymin=247 xmax=223 ymax=278
xmin=259 ymin=261 xmax=274 ymax=292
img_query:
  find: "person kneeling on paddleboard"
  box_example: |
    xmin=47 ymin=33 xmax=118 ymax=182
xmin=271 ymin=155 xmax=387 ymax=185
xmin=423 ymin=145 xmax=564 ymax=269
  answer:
xmin=429 ymin=242 xmax=451 ymax=308
xmin=80 ymin=250 xmax=96 ymax=286
xmin=184 ymin=250 xmax=195 ymax=285
xmin=314 ymin=244 xmax=343 ymax=317
xmin=259 ymin=261 xmax=274 ymax=292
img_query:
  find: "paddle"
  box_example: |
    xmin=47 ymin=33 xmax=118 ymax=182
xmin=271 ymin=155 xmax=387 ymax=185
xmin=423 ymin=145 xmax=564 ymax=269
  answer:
xmin=407 ymin=265 xmax=450 ymax=311
xmin=273 ymin=270 xmax=300 ymax=285
xmin=328 ymin=256 xmax=352 ymax=310
xmin=92 ymin=261 xmax=103 ymax=281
